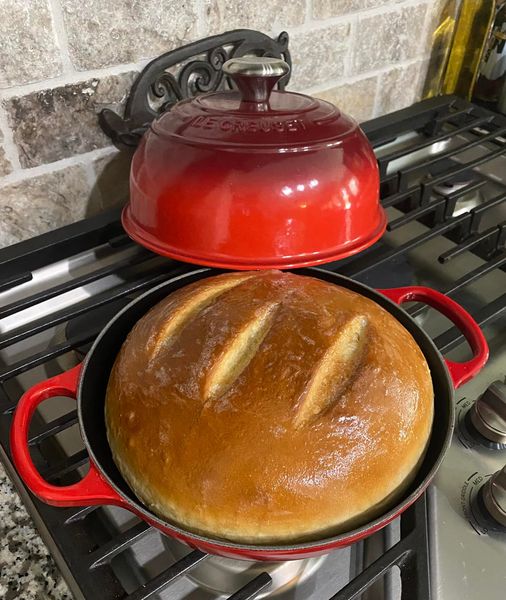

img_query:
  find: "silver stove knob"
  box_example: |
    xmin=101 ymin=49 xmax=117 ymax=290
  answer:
xmin=482 ymin=465 xmax=506 ymax=528
xmin=470 ymin=381 xmax=506 ymax=445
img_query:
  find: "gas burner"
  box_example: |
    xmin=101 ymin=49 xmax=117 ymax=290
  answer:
xmin=162 ymin=537 xmax=327 ymax=598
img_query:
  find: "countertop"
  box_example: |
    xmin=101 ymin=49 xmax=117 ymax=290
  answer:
xmin=0 ymin=462 xmax=71 ymax=600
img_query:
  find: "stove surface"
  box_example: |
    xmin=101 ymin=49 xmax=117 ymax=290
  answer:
xmin=0 ymin=95 xmax=505 ymax=600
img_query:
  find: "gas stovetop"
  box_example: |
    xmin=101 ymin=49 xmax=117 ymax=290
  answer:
xmin=0 ymin=95 xmax=505 ymax=600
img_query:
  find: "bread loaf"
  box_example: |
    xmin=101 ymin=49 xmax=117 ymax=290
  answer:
xmin=105 ymin=271 xmax=433 ymax=543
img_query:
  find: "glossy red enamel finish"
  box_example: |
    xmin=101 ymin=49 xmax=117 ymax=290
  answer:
xmin=379 ymin=286 xmax=489 ymax=388
xmin=126 ymin=88 xmax=384 ymax=269
xmin=9 ymin=365 xmax=125 ymax=509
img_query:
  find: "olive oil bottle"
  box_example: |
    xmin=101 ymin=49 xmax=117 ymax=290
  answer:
xmin=423 ymin=0 xmax=460 ymax=98
xmin=442 ymin=0 xmax=496 ymax=99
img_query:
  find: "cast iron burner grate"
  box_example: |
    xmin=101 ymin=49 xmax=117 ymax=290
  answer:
xmin=0 ymin=95 xmax=505 ymax=599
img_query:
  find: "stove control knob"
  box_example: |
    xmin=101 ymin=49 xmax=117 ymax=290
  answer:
xmin=469 ymin=381 xmax=506 ymax=446
xmin=481 ymin=465 xmax=506 ymax=528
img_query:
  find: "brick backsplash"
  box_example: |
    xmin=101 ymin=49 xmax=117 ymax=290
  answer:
xmin=5 ymin=72 xmax=137 ymax=168
xmin=61 ymin=0 xmax=200 ymax=70
xmin=0 ymin=0 xmax=446 ymax=249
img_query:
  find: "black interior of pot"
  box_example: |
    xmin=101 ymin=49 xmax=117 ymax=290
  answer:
xmin=79 ymin=267 xmax=453 ymax=550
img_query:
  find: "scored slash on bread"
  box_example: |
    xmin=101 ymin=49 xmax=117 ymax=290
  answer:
xmin=149 ymin=273 xmax=256 ymax=357
xmin=148 ymin=270 xmax=369 ymax=414
xmin=203 ymin=301 xmax=279 ymax=402
xmin=294 ymin=314 xmax=369 ymax=427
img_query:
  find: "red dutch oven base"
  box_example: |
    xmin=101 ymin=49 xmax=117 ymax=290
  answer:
xmin=10 ymin=270 xmax=488 ymax=561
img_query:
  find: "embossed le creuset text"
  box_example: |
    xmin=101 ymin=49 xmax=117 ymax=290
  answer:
xmin=189 ymin=115 xmax=307 ymax=134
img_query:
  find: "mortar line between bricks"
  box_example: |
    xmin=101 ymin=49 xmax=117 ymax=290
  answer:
xmin=419 ymin=0 xmax=435 ymax=59
xmin=305 ymin=0 xmax=312 ymax=24
xmin=344 ymin=14 xmax=359 ymax=79
xmin=371 ymin=72 xmax=384 ymax=119
xmin=82 ymin=157 xmax=104 ymax=209
xmin=196 ymin=0 xmax=207 ymax=37
xmin=0 ymin=105 xmax=21 ymax=171
xmin=47 ymin=0 xmax=75 ymax=74
xmin=0 ymin=146 xmax=116 ymax=188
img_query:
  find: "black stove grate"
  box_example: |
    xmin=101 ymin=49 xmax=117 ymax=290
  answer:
xmin=0 ymin=95 xmax=505 ymax=600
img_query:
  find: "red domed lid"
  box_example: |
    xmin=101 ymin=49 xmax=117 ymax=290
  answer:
xmin=152 ymin=57 xmax=356 ymax=152
xmin=125 ymin=56 xmax=385 ymax=269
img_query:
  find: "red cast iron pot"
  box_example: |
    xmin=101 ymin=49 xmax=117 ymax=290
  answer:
xmin=126 ymin=57 xmax=385 ymax=269
xmin=10 ymin=269 xmax=488 ymax=561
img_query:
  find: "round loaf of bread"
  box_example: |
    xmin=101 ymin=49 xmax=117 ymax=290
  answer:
xmin=105 ymin=271 xmax=433 ymax=543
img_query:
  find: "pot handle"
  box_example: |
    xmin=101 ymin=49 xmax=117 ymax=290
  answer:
xmin=379 ymin=286 xmax=489 ymax=389
xmin=10 ymin=364 xmax=126 ymax=508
